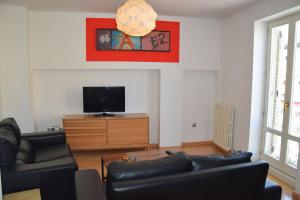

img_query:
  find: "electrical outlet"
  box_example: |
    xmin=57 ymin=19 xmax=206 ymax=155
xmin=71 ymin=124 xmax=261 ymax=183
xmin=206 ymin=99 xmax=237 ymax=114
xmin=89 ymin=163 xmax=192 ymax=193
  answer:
xmin=192 ymin=123 xmax=197 ymax=128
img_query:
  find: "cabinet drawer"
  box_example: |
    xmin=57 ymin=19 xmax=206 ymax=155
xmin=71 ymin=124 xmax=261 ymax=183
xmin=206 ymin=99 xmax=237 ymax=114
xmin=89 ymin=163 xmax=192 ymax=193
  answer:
xmin=63 ymin=120 xmax=107 ymax=129
xmin=108 ymin=119 xmax=148 ymax=145
xmin=66 ymin=134 xmax=107 ymax=150
xmin=65 ymin=129 xmax=107 ymax=136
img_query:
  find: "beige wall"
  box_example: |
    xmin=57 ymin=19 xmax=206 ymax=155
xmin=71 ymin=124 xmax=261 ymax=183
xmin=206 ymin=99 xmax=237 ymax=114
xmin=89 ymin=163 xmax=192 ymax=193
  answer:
xmin=0 ymin=7 xmax=222 ymax=146
xmin=0 ymin=5 xmax=34 ymax=132
xmin=29 ymin=11 xmax=221 ymax=146
xmin=221 ymin=0 xmax=300 ymax=151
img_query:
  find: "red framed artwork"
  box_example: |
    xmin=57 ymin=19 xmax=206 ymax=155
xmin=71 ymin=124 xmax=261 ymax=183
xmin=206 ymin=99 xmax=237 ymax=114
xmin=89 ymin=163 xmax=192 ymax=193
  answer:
xmin=86 ymin=18 xmax=180 ymax=62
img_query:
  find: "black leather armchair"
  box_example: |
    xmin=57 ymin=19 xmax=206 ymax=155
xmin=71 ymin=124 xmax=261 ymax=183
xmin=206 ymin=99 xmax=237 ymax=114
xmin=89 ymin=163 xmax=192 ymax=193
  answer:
xmin=0 ymin=118 xmax=78 ymax=200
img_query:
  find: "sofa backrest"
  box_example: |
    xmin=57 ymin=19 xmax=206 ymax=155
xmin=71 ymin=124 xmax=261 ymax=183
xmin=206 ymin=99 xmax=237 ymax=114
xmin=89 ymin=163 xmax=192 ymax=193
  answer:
xmin=0 ymin=118 xmax=21 ymax=145
xmin=106 ymin=155 xmax=192 ymax=198
xmin=108 ymin=161 xmax=269 ymax=200
xmin=0 ymin=127 xmax=18 ymax=167
xmin=107 ymin=155 xmax=192 ymax=182
xmin=189 ymin=151 xmax=253 ymax=170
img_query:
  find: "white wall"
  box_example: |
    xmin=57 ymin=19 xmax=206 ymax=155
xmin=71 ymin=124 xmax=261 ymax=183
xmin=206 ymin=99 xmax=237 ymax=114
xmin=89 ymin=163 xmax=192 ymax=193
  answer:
xmin=182 ymin=70 xmax=217 ymax=143
xmin=159 ymin=67 xmax=183 ymax=146
xmin=32 ymin=69 xmax=160 ymax=144
xmin=29 ymin=11 xmax=221 ymax=70
xmin=29 ymin=10 xmax=221 ymax=146
xmin=0 ymin=22 xmax=3 ymax=119
xmin=0 ymin=5 xmax=34 ymax=132
xmin=220 ymin=0 xmax=300 ymax=151
xmin=248 ymin=21 xmax=268 ymax=161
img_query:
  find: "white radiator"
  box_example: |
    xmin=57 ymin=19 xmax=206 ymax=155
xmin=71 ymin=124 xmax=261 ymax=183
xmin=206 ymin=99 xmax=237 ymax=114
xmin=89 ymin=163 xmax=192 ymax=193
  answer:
xmin=213 ymin=103 xmax=234 ymax=151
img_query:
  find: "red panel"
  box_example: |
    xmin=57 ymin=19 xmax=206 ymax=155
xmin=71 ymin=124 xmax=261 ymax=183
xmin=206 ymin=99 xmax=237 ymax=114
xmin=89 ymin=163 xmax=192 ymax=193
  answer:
xmin=86 ymin=18 xmax=180 ymax=63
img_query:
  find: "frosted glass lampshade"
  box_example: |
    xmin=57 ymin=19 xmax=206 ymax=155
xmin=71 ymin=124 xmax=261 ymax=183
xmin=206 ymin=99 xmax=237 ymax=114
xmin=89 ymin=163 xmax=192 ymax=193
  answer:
xmin=116 ymin=0 xmax=158 ymax=37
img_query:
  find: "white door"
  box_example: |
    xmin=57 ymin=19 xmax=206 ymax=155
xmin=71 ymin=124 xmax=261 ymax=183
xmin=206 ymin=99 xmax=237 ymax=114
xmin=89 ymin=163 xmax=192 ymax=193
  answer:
xmin=262 ymin=14 xmax=300 ymax=178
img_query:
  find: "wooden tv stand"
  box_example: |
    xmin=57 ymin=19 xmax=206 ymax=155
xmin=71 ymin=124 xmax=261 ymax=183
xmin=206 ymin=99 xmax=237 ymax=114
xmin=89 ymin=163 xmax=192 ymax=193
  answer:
xmin=63 ymin=113 xmax=149 ymax=151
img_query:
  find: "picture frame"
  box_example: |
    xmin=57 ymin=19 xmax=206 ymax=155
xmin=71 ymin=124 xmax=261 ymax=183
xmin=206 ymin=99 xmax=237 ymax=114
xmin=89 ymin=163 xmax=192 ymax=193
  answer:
xmin=96 ymin=29 xmax=171 ymax=52
xmin=86 ymin=18 xmax=180 ymax=63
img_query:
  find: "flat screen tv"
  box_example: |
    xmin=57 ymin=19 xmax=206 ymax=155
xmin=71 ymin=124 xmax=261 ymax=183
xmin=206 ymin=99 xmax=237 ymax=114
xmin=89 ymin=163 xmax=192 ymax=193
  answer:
xmin=83 ymin=87 xmax=125 ymax=115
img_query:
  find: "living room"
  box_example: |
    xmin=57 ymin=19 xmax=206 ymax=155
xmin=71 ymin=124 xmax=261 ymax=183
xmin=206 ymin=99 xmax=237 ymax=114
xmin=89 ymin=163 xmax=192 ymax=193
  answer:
xmin=0 ymin=0 xmax=300 ymax=199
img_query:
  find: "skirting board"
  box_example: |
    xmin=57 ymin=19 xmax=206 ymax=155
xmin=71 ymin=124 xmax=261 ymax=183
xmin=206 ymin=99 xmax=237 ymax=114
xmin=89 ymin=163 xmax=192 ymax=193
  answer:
xmin=149 ymin=144 xmax=159 ymax=149
xmin=182 ymin=141 xmax=213 ymax=147
xmin=293 ymin=192 xmax=300 ymax=200
xmin=150 ymin=141 xmax=228 ymax=154
xmin=268 ymin=166 xmax=296 ymax=187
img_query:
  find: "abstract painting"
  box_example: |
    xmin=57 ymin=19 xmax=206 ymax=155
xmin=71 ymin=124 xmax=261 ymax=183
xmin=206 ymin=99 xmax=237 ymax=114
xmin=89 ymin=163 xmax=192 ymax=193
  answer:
xmin=142 ymin=31 xmax=170 ymax=52
xmin=96 ymin=29 xmax=112 ymax=50
xmin=87 ymin=18 xmax=179 ymax=62
xmin=96 ymin=29 xmax=170 ymax=52
xmin=112 ymin=30 xmax=141 ymax=50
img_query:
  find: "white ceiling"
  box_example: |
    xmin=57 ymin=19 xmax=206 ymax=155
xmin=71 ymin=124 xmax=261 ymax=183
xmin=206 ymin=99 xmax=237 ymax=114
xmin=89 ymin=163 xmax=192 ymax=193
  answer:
xmin=0 ymin=0 xmax=261 ymax=18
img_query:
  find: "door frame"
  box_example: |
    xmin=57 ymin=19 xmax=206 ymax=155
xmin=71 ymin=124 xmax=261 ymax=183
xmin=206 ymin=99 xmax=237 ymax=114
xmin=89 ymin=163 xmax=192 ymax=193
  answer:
xmin=261 ymin=13 xmax=300 ymax=179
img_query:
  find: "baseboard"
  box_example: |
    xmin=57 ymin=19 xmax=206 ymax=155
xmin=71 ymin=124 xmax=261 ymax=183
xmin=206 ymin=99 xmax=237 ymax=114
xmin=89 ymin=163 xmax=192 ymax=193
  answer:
xmin=268 ymin=166 xmax=296 ymax=187
xmin=211 ymin=142 xmax=229 ymax=154
xmin=294 ymin=192 xmax=300 ymax=200
xmin=149 ymin=144 xmax=159 ymax=149
xmin=149 ymin=141 xmax=227 ymax=153
xmin=182 ymin=141 xmax=213 ymax=147
xmin=158 ymin=146 xmax=182 ymax=150
xmin=293 ymin=192 xmax=300 ymax=200
xmin=150 ymin=141 xmax=214 ymax=149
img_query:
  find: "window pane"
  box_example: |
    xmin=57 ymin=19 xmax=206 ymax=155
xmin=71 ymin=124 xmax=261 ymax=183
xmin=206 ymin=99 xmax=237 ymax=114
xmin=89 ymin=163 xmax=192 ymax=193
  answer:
xmin=290 ymin=21 xmax=300 ymax=138
xmin=267 ymin=24 xmax=289 ymax=132
xmin=264 ymin=132 xmax=282 ymax=160
xmin=286 ymin=140 xmax=299 ymax=169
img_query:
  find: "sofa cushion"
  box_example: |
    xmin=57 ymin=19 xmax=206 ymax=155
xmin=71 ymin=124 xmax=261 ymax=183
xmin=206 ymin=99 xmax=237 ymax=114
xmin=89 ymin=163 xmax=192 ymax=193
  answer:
xmin=107 ymin=155 xmax=192 ymax=182
xmin=190 ymin=152 xmax=252 ymax=170
xmin=0 ymin=127 xmax=18 ymax=167
xmin=0 ymin=118 xmax=21 ymax=145
xmin=34 ymin=144 xmax=72 ymax=163
xmin=224 ymin=151 xmax=252 ymax=164
xmin=16 ymin=151 xmax=33 ymax=165
xmin=19 ymin=139 xmax=32 ymax=154
xmin=75 ymin=169 xmax=107 ymax=200
xmin=15 ymin=140 xmax=34 ymax=165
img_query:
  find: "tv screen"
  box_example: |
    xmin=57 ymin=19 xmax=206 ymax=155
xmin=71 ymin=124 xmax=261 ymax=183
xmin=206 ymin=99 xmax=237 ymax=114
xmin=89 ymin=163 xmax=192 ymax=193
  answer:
xmin=83 ymin=87 xmax=125 ymax=113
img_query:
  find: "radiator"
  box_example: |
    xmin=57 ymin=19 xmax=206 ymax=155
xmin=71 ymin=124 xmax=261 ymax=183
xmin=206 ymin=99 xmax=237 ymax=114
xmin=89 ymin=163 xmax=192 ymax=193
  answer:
xmin=213 ymin=103 xmax=234 ymax=151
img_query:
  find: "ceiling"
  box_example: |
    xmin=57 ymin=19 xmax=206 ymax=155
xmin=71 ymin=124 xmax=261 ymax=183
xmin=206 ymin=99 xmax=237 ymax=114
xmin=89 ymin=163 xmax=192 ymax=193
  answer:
xmin=0 ymin=0 xmax=261 ymax=18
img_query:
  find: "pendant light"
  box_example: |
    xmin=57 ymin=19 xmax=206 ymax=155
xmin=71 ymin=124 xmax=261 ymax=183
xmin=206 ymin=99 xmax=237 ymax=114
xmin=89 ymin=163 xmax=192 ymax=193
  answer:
xmin=116 ymin=0 xmax=158 ymax=37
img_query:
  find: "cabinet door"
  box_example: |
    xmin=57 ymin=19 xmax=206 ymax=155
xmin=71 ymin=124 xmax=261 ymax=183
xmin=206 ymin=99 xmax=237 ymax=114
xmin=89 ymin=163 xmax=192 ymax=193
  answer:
xmin=108 ymin=119 xmax=148 ymax=145
xmin=66 ymin=134 xmax=107 ymax=150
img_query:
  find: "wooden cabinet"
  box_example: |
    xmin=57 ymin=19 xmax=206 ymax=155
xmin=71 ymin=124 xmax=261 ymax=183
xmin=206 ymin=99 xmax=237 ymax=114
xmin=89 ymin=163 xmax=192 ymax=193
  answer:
xmin=63 ymin=114 xmax=149 ymax=150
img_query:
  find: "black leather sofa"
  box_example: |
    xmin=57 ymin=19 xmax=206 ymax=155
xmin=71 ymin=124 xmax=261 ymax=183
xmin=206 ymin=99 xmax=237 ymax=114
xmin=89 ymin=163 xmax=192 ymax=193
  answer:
xmin=75 ymin=152 xmax=282 ymax=200
xmin=0 ymin=118 xmax=78 ymax=200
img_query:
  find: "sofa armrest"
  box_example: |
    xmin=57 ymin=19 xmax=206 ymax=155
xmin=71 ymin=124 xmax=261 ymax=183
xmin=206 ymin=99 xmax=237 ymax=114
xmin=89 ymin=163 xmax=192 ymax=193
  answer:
xmin=75 ymin=169 xmax=107 ymax=200
xmin=263 ymin=179 xmax=282 ymax=200
xmin=2 ymin=157 xmax=78 ymax=197
xmin=21 ymin=130 xmax=66 ymax=147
